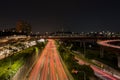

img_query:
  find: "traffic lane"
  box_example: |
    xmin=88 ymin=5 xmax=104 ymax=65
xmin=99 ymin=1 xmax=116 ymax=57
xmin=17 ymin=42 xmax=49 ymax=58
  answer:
xmin=29 ymin=42 xmax=49 ymax=80
xmin=29 ymin=39 xmax=69 ymax=80
xmin=50 ymin=40 xmax=68 ymax=80
xmin=53 ymin=46 xmax=68 ymax=80
xmin=91 ymin=66 xmax=117 ymax=80
xmin=76 ymin=57 xmax=118 ymax=80
xmin=39 ymin=52 xmax=49 ymax=80
xmin=49 ymin=40 xmax=68 ymax=80
xmin=38 ymin=45 xmax=50 ymax=80
xmin=49 ymin=50 xmax=57 ymax=80
xmin=95 ymin=72 xmax=113 ymax=80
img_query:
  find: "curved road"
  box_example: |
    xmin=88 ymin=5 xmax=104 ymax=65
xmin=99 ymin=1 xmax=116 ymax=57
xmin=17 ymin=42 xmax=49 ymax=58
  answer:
xmin=76 ymin=57 xmax=119 ymax=80
xmin=29 ymin=39 xmax=69 ymax=80
xmin=97 ymin=40 xmax=120 ymax=49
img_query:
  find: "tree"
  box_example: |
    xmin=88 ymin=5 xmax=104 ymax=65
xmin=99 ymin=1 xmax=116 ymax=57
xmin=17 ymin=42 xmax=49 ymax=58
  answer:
xmin=78 ymin=65 xmax=94 ymax=77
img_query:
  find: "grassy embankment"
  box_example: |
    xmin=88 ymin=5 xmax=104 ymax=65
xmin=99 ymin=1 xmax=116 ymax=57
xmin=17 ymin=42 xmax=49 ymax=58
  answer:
xmin=0 ymin=42 xmax=46 ymax=80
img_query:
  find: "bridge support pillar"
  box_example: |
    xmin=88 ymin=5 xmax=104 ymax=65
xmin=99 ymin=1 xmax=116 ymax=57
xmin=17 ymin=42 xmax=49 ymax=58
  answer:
xmin=100 ymin=46 xmax=104 ymax=58
xmin=118 ymin=55 xmax=120 ymax=68
xmin=79 ymin=42 xmax=82 ymax=47
xmin=83 ymin=41 xmax=86 ymax=56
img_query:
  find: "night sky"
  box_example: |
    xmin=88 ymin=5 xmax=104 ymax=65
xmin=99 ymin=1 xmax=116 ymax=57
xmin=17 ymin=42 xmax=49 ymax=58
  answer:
xmin=0 ymin=0 xmax=120 ymax=33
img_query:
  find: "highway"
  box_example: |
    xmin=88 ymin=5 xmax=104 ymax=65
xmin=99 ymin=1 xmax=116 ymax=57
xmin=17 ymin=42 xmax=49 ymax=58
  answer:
xmin=97 ymin=40 xmax=120 ymax=49
xmin=75 ymin=57 xmax=119 ymax=80
xmin=29 ymin=39 xmax=69 ymax=80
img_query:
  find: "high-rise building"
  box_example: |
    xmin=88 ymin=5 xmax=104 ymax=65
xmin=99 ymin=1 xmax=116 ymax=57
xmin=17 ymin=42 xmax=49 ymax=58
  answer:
xmin=16 ymin=20 xmax=31 ymax=34
xmin=16 ymin=21 xmax=23 ymax=33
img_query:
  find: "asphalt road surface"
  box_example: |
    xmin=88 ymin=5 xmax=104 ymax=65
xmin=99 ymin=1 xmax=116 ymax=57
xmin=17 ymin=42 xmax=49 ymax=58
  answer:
xmin=29 ymin=39 xmax=69 ymax=80
xmin=76 ymin=57 xmax=119 ymax=80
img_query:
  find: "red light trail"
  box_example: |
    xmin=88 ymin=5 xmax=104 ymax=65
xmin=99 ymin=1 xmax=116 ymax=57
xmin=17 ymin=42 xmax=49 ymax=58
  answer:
xmin=29 ymin=39 xmax=68 ymax=80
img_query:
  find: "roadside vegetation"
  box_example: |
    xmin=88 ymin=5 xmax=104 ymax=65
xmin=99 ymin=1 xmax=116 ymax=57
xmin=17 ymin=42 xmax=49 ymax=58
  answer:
xmin=56 ymin=40 xmax=95 ymax=80
xmin=59 ymin=40 xmax=120 ymax=72
xmin=0 ymin=40 xmax=46 ymax=80
xmin=70 ymin=42 xmax=119 ymax=71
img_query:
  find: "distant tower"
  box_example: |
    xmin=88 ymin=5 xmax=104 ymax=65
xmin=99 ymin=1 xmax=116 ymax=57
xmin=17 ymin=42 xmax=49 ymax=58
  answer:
xmin=16 ymin=20 xmax=31 ymax=34
xmin=16 ymin=21 xmax=23 ymax=33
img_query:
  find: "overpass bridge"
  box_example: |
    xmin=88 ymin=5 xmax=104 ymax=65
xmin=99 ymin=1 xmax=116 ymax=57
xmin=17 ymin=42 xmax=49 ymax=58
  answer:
xmin=40 ymin=36 xmax=120 ymax=52
xmin=40 ymin=36 xmax=120 ymax=40
xmin=39 ymin=36 xmax=120 ymax=45
xmin=97 ymin=40 xmax=120 ymax=68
